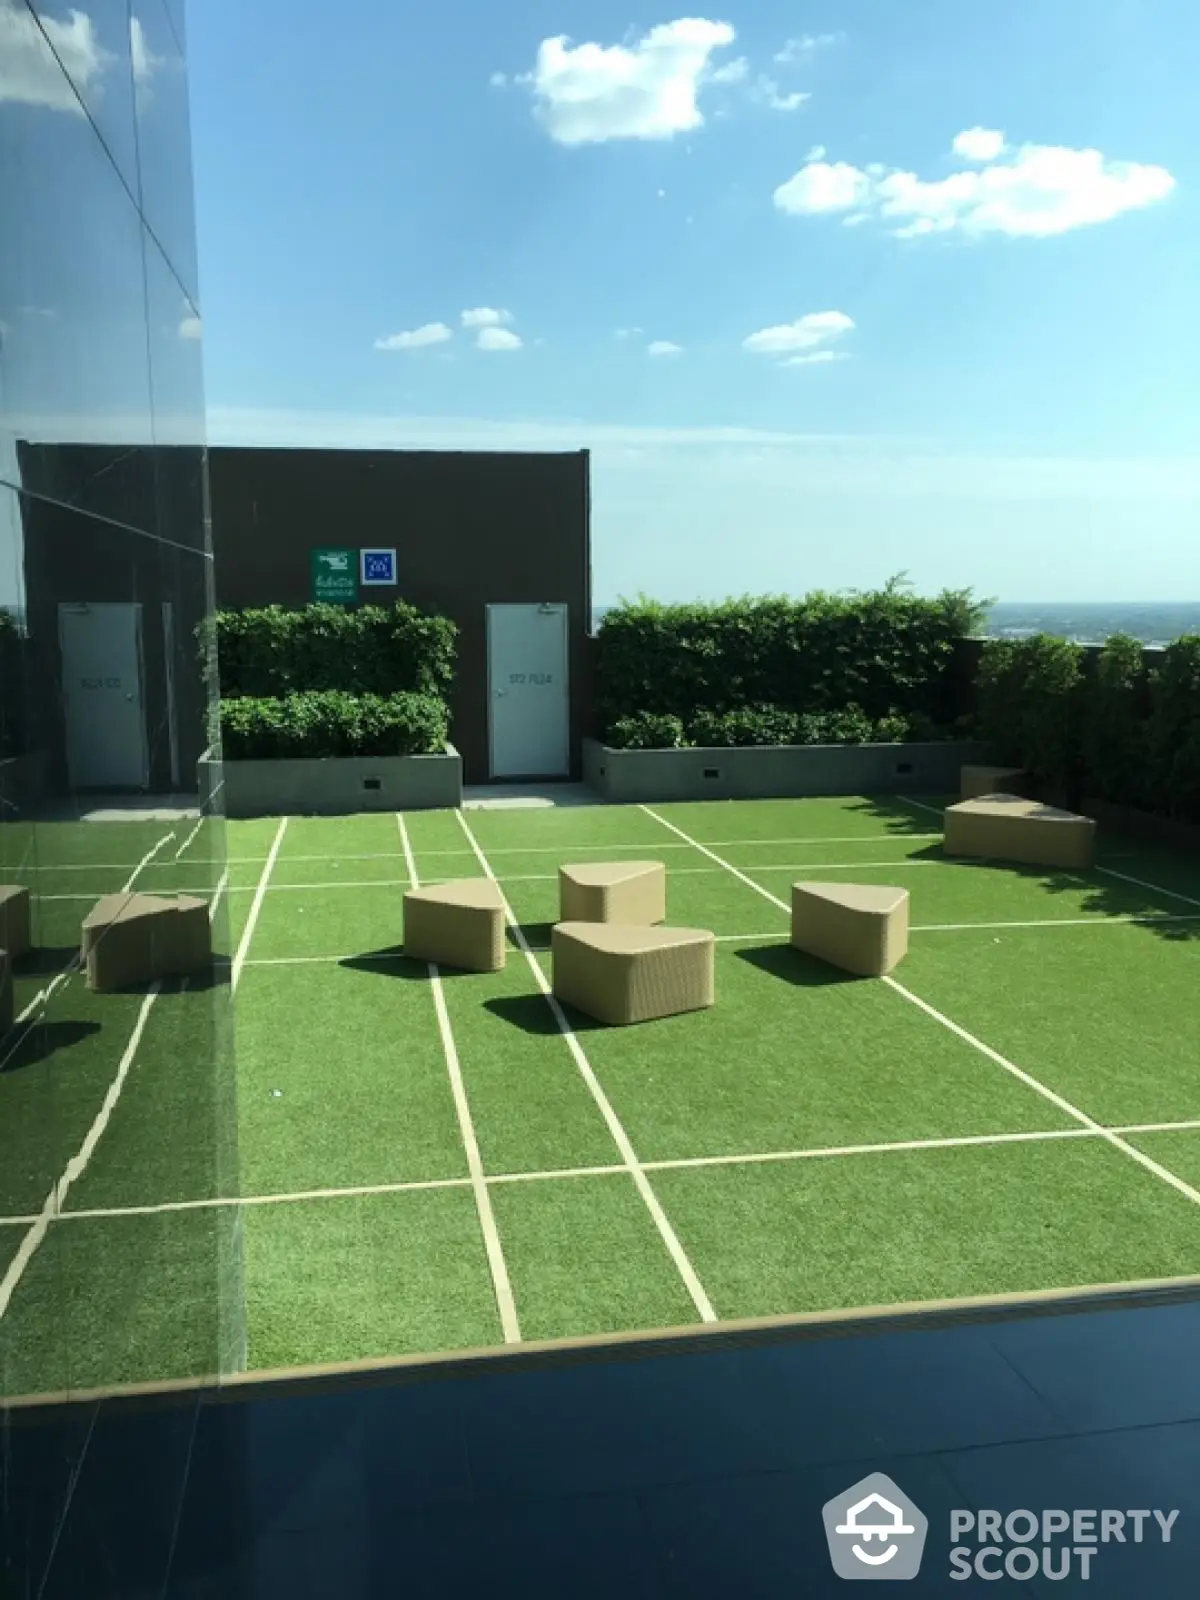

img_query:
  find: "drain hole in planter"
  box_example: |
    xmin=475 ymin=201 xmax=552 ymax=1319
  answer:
xmin=703 ymin=767 xmax=721 ymax=780
xmin=363 ymin=777 xmax=382 ymax=791
xmin=895 ymin=762 xmax=913 ymax=775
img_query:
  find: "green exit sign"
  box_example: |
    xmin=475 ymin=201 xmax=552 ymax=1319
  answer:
xmin=310 ymin=547 xmax=358 ymax=604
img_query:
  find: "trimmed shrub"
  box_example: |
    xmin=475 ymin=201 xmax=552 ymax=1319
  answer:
xmin=596 ymin=580 xmax=986 ymax=738
xmin=211 ymin=603 xmax=457 ymax=699
xmin=1081 ymin=634 xmax=1150 ymax=807
xmin=606 ymin=712 xmax=690 ymax=750
xmin=974 ymin=635 xmax=1085 ymax=791
xmin=688 ymin=704 xmax=800 ymax=747
xmin=0 ymin=610 xmax=28 ymax=758
xmin=1147 ymin=635 xmax=1200 ymax=821
xmin=219 ymin=690 xmax=449 ymax=760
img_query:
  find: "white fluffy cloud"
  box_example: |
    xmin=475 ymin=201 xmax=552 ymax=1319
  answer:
xmin=708 ymin=55 xmax=748 ymax=85
xmin=461 ymin=307 xmax=513 ymax=328
xmin=178 ymin=315 xmax=202 ymax=341
xmin=782 ymin=349 xmax=849 ymax=367
xmin=525 ymin=18 xmax=737 ymax=145
xmin=743 ymin=311 xmax=854 ymax=361
xmin=0 ymin=0 xmax=108 ymax=111
xmin=476 ymin=326 xmax=522 ymax=351
xmin=774 ymin=33 xmax=841 ymax=64
xmin=775 ymin=160 xmax=872 ymax=213
xmin=374 ymin=323 xmax=453 ymax=350
xmin=774 ymin=130 xmax=1175 ymax=238
xmin=753 ymin=76 xmax=808 ymax=112
xmin=952 ymin=126 xmax=1007 ymax=163
xmin=647 ymin=340 xmax=683 ymax=356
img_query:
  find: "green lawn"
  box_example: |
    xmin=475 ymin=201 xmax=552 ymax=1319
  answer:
xmin=2 ymin=793 xmax=1200 ymax=1398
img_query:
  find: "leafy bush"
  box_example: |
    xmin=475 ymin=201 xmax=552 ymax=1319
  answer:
xmin=1146 ymin=635 xmax=1200 ymax=820
xmin=210 ymin=603 xmax=457 ymax=699
xmin=872 ymin=712 xmax=913 ymax=744
xmin=688 ymin=704 xmax=800 ymax=747
xmin=1081 ymin=634 xmax=1150 ymax=807
xmin=974 ymin=635 xmax=1085 ymax=790
xmin=219 ymin=691 xmax=449 ymax=760
xmin=0 ymin=609 xmax=28 ymax=758
xmin=606 ymin=712 xmax=690 ymax=750
xmin=596 ymin=577 xmax=988 ymax=738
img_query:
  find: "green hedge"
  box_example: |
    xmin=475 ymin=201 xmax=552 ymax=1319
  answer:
xmin=0 ymin=610 xmax=28 ymax=758
xmin=975 ymin=633 xmax=1200 ymax=822
xmin=220 ymin=691 xmax=449 ymax=760
xmin=605 ymin=703 xmax=959 ymax=751
xmin=210 ymin=602 xmax=457 ymax=699
xmin=596 ymin=581 xmax=985 ymax=738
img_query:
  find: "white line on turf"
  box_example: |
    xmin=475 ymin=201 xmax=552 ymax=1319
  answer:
xmin=0 ymin=985 xmax=163 ymax=1319
xmin=454 ymin=808 xmax=718 ymax=1325
xmin=640 ymin=805 xmax=1200 ymax=1215
xmin=398 ymin=814 xmax=521 ymax=1344
xmin=11 ymin=1113 xmax=1200 ymax=1230
xmin=173 ymin=817 xmax=206 ymax=860
xmin=901 ymin=797 xmax=946 ymax=819
xmin=230 ymin=819 xmax=288 ymax=991
xmin=1095 ymin=865 xmax=1200 ymax=911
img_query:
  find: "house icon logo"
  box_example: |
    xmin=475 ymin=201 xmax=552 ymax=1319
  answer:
xmin=822 ymin=1473 xmax=928 ymax=1580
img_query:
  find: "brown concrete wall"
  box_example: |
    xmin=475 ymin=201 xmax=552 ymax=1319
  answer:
xmin=206 ymin=447 xmax=592 ymax=784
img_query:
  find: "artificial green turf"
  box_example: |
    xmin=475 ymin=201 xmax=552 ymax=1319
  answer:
xmin=435 ymin=959 xmax=619 ymax=1173
xmin=226 ymin=817 xmax=286 ymax=858
xmin=1127 ymin=1128 xmax=1200 ymax=1184
xmin=281 ymin=814 xmax=407 ymax=857
xmin=0 ymin=978 xmax=148 ymax=1215
xmin=268 ymin=853 xmax=410 ymax=887
xmin=234 ymin=963 xmax=469 ymax=1193
xmin=242 ymin=1188 xmax=501 ymax=1368
xmin=491 ymin=1173 xmax=701 ymax=1342
xmin=653 ymin=1136 xmax=1200 ymax=1320
xmin=462 ymin=804 xmax=668 ymax=851
xmin=244 ymin=884 xmax=407 ymax=961
xmin=899 ymin=922 xmax=1200 ymax=1125
xmin=0 ymin=1208 xmax=240 ymax=1395
xmin=576 ymin=942 xmax=1075 ymax=1163
xmin=654 ymin=795 xmax=939 ymax=843
xmin=64 ymin=982 xmax=237 ymax=1212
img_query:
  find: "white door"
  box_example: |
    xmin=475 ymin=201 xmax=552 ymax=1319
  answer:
xmin=59 ymin=603 xmax=148 ymax=789
xmin=487 ymin=603 xmax=570 ymax=778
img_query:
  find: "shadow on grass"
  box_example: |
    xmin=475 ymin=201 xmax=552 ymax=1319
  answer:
xmin=340 ymin=946 xmax=431 ymax=979
xmin=483 ymin=991 xmax=607 ymax=1035
xmin=734 ymin=942 xmax=862 ymax=987
xmin=1 ymin=1019 xmax=101 ymax=1073
xmin=12 ymin=946 xmax=79 ymax=980
xmin=844 ymin=795 xmax=949 ymax=835
xmin=1028 ymin=862 xmax=1200 ymax=944
xmin=508 ymin=920 xmax=556 ymax=952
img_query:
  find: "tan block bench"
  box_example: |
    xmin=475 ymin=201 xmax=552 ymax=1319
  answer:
xmin=404 ymin=878 xmax=506 ymax=972
xmin=791 ymin=882 xmax=909 ymax=977
xmin=552 ymin=922 xmax=714 ymax=1026
xmin=1 ymin=948 xmax=12 ymax=1037
xmin=961 ymin=765 xmax=1029 ymax=801
xmin=0 ymin=885 xmax=31 ymax=961
xmin=82 ymin=893 xmax=213 ymax=992
xmin=559 ymin=861 xmax=666 ymax=925
xmin=944 ymin=795 xmax=1096 ymax=871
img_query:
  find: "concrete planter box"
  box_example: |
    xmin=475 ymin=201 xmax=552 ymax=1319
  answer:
xmin=1083 ymin=797 xmax=1200 ymax=857
xmin=583 ymin=736 xmax=983 ymax=805
xmin=198 ymin=744 xmax=462 ymax=818
xmin=0 ymin=748 xmax=47 ymax=815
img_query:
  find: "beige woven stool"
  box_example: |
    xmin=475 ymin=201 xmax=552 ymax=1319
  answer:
xmin=960 ymin=765 xmax=1028 ymax=801
xmin=552 ymin=921 xmax=714 ymax=1026
xmin=791 ymin=882 xmax=909 ymax=977
xmin=403 ymin=879 xmax=506 ymax=972
xmin=558 ymin=860 xmax=666 ymax=924
xmin=82 ymin=893 xmax=213 ymax=992
xmin=944 ymin=795 xmax=1096 ymax=871
xmin=0 ymin=885 xmax=31 ymax=961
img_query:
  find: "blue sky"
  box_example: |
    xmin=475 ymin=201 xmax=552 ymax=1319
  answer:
xmin=79 ymin=4 xmax=1200 ymax=599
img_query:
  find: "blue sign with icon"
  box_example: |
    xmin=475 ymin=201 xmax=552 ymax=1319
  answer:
xmin=360 ymin=548 xmax=397 ymax=586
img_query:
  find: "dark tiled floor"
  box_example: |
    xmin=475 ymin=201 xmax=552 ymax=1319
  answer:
xmin=3 ymin=1295 xmax=1200 ymax=1599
